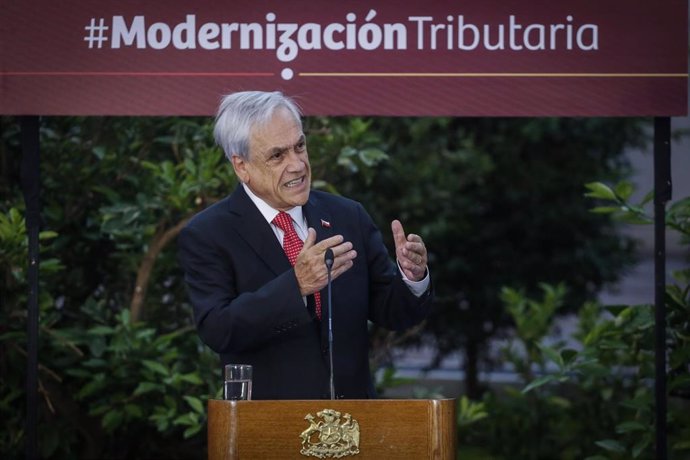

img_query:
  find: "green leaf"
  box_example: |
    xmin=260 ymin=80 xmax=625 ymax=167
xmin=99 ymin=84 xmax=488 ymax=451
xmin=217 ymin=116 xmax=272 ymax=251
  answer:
xmin=133 ymin=382 xmax=163 ymax=396
xmin=38 ymin=230 xmax=58 ymax=240
xmin=183 ymin=395 xmax=205 ymax=414
xmin=614 ymin=181 xmax=634 ymax=201
xmin=102 ymin=409 xmax=124 ymax=432
xmin=88 ymin=336 xmax=107 ymax=358
xmin=585 ymin=182 xmax=618 ymax=201
xmin=631 ymin=433 xmax=651 ymax=458
xmin=179 ymin=373 xmax=203 ymax=385
xmin=615 ymin=421 xmax=647 ymax=433
xmin=595 ymin=439 xmax=626 ymax=453
xmin=183 ymin=425 xmax=202 ymax=439
xmin=671 ymin=267 xmax=690 ymax=285
xmin=672 ymin=440 xmax=690 ymax=450
xmin=620 ymin=395 xmax=653 ymax=412
xmin=546 ymin=396 xmax=572 ymax=409
xmin=135 ymin=328 xmax=156 ymax=341
xmin=599 ymin=339 xmax=628 ymax=350
xmin=76 ymin=374 xmax=107 ymax=399
xmin=539 ymin=344 xmax=564 ymax=368
xmin=522 ymin=375 xmax=556 ymax=394
xmin=89 ymin=404 xmax=110 ymax=416
xmin=124 ymin=404 xmax=144 ymax=419
xmin=560 ymin=348 xmax=578 ymax=366
xmin=92 ymin=146 xmax=106 ymax=159
xmin=616 ymin=214 xmax=653 ymax=225
xmin=88 ymin=326 xmax=115 ymax=336
xmin=64 ymin=369 xmax=93 ymax=379
xmin=173 ymin=413 xmax=198 ymax=426
xmin=164 ymin=395 xmax=177 ymax=410
xmin=120 ymin=309 xmax=131 ymax=325
xmin=142 ymin=360 xmax=169 ymax=376
xmin=590 ymin=206 xmax=621 ymax=214
xmin=456 ymin=396 xmax=488 ymax=426
xmin=359 ymin=147 xmax=388 ymax=166
xmin=0 ymin=331 xmax=25 ymax=342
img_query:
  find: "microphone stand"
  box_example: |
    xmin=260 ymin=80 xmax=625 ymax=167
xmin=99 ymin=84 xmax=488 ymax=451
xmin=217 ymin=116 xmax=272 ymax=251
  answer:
xmin=324 ymin=249 xmax=335 ymax=400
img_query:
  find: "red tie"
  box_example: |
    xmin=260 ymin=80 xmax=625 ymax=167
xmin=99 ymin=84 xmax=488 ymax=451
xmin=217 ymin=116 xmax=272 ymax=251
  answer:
xmin=273 ymin=211 xmax=321 ymax=319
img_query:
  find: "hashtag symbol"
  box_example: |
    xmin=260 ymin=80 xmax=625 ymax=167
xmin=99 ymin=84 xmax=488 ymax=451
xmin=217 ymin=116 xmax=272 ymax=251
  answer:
xmin=84 ymin=18 xmax=109 ymax=49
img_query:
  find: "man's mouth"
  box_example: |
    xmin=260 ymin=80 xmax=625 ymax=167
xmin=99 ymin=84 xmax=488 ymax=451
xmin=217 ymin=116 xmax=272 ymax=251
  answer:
xmin=284 ymin=177 xmax=305 ymax=188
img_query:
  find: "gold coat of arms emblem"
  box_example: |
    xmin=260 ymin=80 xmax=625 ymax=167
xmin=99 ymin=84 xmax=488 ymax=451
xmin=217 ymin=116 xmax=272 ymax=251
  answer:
xmin=299 ymin=409 xmax=360 ymax=458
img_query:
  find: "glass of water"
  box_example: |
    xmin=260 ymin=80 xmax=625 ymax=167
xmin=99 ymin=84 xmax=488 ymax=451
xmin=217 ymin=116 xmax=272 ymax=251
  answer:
xmin=223 ymin=364 xmax=252 ymax=400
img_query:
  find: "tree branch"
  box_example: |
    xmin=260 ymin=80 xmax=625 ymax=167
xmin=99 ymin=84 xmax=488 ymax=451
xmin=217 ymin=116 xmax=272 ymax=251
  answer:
xmin=129 ymin=216 xmax=191 ymax=322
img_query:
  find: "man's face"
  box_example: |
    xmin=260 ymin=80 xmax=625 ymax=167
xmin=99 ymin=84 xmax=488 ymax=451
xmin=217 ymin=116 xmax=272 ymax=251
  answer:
xmin=232 ymin=107 xmax=311 ymax=211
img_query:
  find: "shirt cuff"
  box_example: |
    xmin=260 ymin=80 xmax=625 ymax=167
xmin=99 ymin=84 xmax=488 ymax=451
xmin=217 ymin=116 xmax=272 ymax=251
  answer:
xmin=398 ymin=262 xmax=431 ymax=297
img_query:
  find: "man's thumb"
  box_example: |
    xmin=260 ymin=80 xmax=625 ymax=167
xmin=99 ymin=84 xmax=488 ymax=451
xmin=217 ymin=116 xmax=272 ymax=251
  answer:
xmin=391 ymin=220 xmax=406 ymax=247
xmin=303 ymin=227 xmax=317 ymax=249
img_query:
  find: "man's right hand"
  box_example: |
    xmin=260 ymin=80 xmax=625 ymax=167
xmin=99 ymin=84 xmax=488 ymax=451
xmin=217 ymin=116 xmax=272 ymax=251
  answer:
xmin=294 ymin=228 xmax=357 ymax=296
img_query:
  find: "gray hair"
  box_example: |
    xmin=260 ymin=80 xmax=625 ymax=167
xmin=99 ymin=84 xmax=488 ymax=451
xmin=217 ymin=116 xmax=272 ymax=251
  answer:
xmin=213 ymin=91 xmax=303 ymax=161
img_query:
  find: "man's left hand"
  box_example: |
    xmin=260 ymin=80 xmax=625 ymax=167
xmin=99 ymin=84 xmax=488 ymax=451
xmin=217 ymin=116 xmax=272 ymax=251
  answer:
xmin=391 ymin=220 xmax=428 ymax=282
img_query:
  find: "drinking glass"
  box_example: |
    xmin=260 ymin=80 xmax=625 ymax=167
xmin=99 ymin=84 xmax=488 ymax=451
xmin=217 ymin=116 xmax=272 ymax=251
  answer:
xmin=223 ymin=364 xmax=252 ymax=400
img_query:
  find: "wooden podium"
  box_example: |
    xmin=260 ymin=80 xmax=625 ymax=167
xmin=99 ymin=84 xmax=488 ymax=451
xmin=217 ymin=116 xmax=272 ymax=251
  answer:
xmin=208 ymin=399 xmax=456 ymax=459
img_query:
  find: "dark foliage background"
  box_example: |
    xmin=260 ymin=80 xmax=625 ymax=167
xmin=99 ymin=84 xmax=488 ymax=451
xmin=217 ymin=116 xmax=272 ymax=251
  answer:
xmin=3 ymin=115 xmax=687 ymax=459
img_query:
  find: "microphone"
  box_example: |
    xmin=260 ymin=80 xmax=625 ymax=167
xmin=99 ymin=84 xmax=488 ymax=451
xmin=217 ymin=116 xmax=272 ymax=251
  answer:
xmin=324 ymin=249 xmax=335 ymax=399
xmin=324 ymin=248 xmax=334 ymax=269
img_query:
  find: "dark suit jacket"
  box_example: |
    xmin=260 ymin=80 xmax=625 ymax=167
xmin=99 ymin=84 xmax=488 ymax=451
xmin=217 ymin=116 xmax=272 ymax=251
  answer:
xmin=177 ymin=185 xmax=432 ymax=399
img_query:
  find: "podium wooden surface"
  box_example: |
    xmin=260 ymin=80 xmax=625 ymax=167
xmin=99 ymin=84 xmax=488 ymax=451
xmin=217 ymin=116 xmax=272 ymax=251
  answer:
xmin=208 ymin=399 xmax=456 ymax=459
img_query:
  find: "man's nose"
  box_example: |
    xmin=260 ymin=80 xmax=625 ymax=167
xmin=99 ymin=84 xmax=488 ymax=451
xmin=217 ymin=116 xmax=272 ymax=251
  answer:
xmin=285 ymin=149 xmax=307 ymax=169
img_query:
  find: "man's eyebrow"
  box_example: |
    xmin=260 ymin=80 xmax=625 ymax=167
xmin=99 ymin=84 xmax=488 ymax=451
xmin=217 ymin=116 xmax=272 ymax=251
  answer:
xmin=266 ymin=145 xmax=289 ymax=157
xmin=263 ymin=134 xmax=306 ymax=158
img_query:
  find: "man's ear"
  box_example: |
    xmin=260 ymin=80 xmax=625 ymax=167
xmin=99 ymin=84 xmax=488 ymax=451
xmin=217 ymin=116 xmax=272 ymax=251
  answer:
xmin=231 ymin=155 xmax=249 ymax=183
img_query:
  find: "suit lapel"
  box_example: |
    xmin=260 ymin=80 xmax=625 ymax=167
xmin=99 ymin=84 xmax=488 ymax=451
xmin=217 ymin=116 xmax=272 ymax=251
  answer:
xmin=303 ymin=192 xmax=336 ymax=243
xmin=226 ymin=185 xmax=291 ymax=276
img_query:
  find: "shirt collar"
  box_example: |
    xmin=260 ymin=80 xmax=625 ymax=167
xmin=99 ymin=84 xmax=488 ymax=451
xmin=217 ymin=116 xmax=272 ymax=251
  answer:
xmin=242 ymin=183 xmax=305 ymax=230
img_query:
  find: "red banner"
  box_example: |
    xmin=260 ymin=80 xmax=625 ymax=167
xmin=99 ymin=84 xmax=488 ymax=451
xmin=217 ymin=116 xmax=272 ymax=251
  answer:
xmin=0 ymin=0 xmax=686 ymax=116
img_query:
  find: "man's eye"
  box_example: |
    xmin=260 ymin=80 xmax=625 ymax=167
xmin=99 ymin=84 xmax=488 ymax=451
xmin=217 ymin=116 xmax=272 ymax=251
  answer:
xmin=295 ymin=141 xmax=306 ymax=152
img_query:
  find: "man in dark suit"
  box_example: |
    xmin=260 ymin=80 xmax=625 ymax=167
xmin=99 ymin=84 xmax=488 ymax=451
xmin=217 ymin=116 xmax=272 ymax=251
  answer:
xmin=178 ymin=91 xmax=432 ymax=399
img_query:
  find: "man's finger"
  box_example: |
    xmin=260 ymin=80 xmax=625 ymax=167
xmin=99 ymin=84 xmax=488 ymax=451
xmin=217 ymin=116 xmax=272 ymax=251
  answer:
xmin=330 ymin=259 xmax=355 ymax=280
xmin=391 ymin=220 xmax=407 ymax=249
xmin=406 ymin=233 xmax=423 ymax=243
xmin=403 ymin=241 xmax=426 ymax=258
xmin=329 ymin=241 xmax=354 ymax=257
xmin=312 ymin=234 xmax=345 ymax=252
